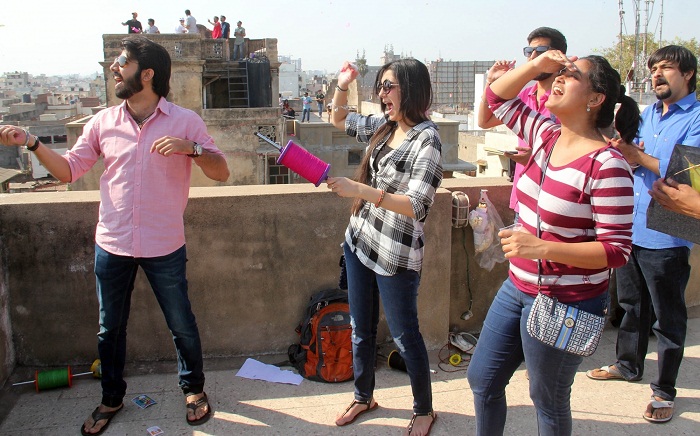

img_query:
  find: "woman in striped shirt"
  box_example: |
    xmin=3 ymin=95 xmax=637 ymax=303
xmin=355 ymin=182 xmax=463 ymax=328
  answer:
xmin=327 ymin=58 xmax=442 ymax=436
xmin=466 ymin=52 xmax=640 ymax=436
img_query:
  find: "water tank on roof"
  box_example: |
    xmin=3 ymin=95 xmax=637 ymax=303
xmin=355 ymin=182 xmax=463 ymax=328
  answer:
xmin=22 ymin=94 xmax=31 ymax=103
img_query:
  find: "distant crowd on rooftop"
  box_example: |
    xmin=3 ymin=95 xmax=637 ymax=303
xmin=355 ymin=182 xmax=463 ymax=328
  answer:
xmin=121 ymin=10 xmax=245 ymax=41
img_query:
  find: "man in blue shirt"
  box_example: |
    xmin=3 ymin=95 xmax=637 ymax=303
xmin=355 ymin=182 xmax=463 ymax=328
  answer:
xmin=587 ymin=45 xmax=700 ymax=424
xmin=301 ymin=92 xmax=313 ymax=123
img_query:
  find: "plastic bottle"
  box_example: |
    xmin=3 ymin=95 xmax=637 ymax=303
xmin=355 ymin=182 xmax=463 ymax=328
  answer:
xmin=469 ymin=189 xmax=494 ymax=253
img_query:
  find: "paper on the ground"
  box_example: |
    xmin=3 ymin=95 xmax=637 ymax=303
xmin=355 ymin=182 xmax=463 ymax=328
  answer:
xmin=235 ymin=358 xmax=303 ymax=385
xmin=146 ymin=426 xmax=164 ymax=435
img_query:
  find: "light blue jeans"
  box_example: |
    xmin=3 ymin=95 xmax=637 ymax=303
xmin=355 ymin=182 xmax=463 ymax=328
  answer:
xmin=344 ymin=242 xmax=433 ymax=413
xmin=94 ymin=244 xmax=205 ymax=407
xmin=467 ymin=278 xmax=606 ymax=436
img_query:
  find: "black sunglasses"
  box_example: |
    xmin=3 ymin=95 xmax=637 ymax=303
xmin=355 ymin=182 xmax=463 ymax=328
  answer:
xmin=376 ymin=79 xmax=399 ymax=95
xmin=523 ymin=45 xmax=551 ymax=57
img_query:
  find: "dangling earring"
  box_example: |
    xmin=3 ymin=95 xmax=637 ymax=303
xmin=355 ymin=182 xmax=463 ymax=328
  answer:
xmin=586 ymin=105 xmax=590 ymax=113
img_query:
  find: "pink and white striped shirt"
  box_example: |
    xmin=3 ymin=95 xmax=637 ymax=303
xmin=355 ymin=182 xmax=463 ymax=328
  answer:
xmin=486 ymin=87 xmax=634 ymax=303
xmin=64 ymin=98 xmax=225 ymax=258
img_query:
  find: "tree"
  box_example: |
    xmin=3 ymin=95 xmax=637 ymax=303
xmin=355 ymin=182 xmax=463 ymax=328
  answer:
xmin=595 ymin=35 xmax=700 ymax=97
xmin=355 ymin=50 xmax=369 ymax=99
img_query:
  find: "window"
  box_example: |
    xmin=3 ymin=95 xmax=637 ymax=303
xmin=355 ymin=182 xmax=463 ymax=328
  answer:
xmin=267 ymin=156 xmax=289 ymax=184
xmin=348 ymin=150 xmax=363 ymax=166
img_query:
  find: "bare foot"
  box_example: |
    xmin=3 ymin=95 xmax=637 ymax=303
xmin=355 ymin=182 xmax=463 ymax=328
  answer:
xmin=335 ymin=398 xmax=378 ymax=426
xmin=186 ymin=392 xmax=210 ymax=423
xmin=405 ymin=411 xmax=437 ymax=436
xmin=644 ymin=396 xmax=673 ymax=422
xmin=82 ymin=403 xmax=122 ymax=435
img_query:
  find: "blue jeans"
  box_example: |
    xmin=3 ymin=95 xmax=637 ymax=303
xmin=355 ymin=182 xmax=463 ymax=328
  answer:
xmin=301 ymin=108 xmax=311 ymax=122
xmin=317 ymin=102 xmax=324 ymax=117
xmin=94 ymin=244 xmax=205 ymax=407
xmin=467 ymin=278 xmax=607 ymax=436
xmin=233 ymin=43 xmax=244 ymax=60
xmin=614 ymin=245 xmax=690 ymax=400
xmin=343 ymin=242 xmax=432 ymax=414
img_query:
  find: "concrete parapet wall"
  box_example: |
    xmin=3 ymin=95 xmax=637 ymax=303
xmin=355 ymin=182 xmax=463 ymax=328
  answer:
xmin=1 ymin=179 xmax=698 ymax=386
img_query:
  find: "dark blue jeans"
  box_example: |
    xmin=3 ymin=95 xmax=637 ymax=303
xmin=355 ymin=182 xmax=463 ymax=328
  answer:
xmin=467 ymin=278 xmax=607 ymax=436
xmin=301 ymin=108 xmax=311 ymax=122
xmin=94 ymin=244 xmax=205 ymax=407
xmin=614 ymin=245 xmax=690 ymax=400
xmin=343 ymin=242 xmax=433 ymax=414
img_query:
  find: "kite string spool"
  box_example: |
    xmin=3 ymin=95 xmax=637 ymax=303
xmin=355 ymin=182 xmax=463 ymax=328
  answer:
xmin=277 ymin=140 xmax=331 ymax=187
xmin=35 ymin=367 xmax=73 ymax=391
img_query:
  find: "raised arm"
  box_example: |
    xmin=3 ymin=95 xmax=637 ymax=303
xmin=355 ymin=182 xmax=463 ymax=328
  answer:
xmin=489 ymin=50 xmax=577 ymax=101
xmin=0 ymin=126 xmax=72 ymax=182
xmin=478 ymin=60 xmax=516 ymax=129
xmin=330 ymin=62 xmax=359 ymax=131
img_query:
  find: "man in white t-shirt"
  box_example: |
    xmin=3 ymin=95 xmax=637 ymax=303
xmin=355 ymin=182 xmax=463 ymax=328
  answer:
xmin=175 ymin=18 xmax=187 ymax=34
xmin=144 ymin=18 xmax=160 ymax=34
xmin=185 ymin=9 xmax=198 ymax=34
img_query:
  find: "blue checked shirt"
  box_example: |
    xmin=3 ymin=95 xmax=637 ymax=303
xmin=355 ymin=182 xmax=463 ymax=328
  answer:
xmin=344 ymin=113 xmax=443 ymax=275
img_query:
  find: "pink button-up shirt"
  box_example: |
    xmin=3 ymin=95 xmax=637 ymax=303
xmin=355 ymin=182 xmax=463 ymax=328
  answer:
xmin=509 ymin=84 xmax=555 ymax=211
xmin=64 ymin=98 xmax=225 ymax=258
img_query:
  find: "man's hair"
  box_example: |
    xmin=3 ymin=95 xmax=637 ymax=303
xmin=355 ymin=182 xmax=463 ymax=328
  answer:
xmin=148 ymin=19 xmax=154 ymax=24
xmin=647 ymin=45 xmax=697 ymax=93
xmin=221 ymin=15 xmax=226 ymax=20
xmin=185 ymin=9 xmax=191 ymax=15
xmin=121 ymin=36 xmax=171 ymax=98
xmin=527 ymin=27 xmax=567 ymax=53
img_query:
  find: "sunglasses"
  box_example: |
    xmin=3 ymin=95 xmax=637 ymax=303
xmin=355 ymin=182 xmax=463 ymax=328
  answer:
xmin=114 ymin=55 xmax=131 ymax=68
xmin=523 ymin=45 xmax=551 ymax=57
xmin=376 ymin=79 xmax=399 ymax=95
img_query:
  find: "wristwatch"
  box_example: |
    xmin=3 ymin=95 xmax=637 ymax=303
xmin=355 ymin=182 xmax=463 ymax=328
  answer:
xmin=187 ymin=142 xmax=203 ymax=158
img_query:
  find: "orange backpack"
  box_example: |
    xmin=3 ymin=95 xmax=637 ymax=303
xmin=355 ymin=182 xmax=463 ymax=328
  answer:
xmin=288 ymin=289 xmax=353 ymax=383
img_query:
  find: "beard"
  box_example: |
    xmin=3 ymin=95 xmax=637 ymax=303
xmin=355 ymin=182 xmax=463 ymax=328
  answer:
xmin=653 ymin=78 xmax=672 ymax=100
xmin=534 ymin=72 xmax=553 ymax=82
xmin=115 ymin=71 xmax=144 ymax=99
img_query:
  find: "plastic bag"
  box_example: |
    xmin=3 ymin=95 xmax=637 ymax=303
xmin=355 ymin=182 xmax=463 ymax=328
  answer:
xmin=468 ymin=189 xmax=506 ymax=271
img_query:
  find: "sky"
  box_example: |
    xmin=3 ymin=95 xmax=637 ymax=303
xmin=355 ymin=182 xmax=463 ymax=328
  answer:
xmin=1 ymin=0 xmax=698 ymax=77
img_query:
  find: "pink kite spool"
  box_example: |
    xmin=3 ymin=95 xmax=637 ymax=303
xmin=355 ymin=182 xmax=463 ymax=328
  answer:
xmin=277 ymin=140 xmax=331 ymax=186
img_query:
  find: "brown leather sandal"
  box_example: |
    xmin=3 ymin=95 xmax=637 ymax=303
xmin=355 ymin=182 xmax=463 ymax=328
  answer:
xmin=335 ymin=398 xmax=379 ymax=426
xmin=407 ymin=410 xmax=437 ymax=435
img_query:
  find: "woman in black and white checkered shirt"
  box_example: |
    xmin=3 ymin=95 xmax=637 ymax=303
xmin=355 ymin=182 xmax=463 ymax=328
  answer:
xmin=327 ymin=58 xmax=442 ymax=436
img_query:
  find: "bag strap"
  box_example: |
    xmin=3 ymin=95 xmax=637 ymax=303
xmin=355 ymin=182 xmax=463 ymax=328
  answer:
xmin=536 ymin=145 xmax=555 ymax=292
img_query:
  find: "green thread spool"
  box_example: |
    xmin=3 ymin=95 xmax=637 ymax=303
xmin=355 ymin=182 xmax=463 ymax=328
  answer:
xmin=35 ymin=367 xmax=73 ymax=392
xmin=12 ymin=361 xmax=98 ymax=392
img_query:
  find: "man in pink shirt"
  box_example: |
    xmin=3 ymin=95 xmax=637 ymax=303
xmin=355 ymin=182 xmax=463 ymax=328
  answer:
xmin=0 ymin=35 xmax=229 ymax=434
xmin=478 ymin=27 xmax=567 ymax=222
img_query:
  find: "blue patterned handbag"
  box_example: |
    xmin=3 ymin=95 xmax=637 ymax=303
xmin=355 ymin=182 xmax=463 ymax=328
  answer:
xmin=526 ymin=292 xmax=605 ymax=357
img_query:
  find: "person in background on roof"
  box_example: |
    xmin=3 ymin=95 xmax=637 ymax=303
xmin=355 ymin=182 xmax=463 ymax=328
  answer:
xmin=144 ymin=18 xmax=160 ymax=34
xmin=175 ymin=17 xmax=187 ymax=34
xmin=122 ymin=12 xmax=142 ymax=34
xmin=466 ymin=49 xmax=640 ymax=436
xmin=208 ymin=16 xmax=221 ymax=39
xmin=327 ymin=58 xmax=442 ymax=436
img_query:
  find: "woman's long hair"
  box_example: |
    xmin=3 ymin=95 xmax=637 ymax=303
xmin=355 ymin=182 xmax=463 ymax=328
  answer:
xmin=351 ymin=58 xmax=433 ymax=215
xmin=582 ymin=55 xmax=640 ymax=143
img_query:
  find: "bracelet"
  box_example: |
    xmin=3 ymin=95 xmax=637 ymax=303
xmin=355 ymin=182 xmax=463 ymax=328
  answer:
xmin=332 ymin=101 xmax=349 ymax=112
xmin=374 ymin=189 xmax=386 ymax=208
xmin=27 ymin=135 xmax=40 ymax=152
xmin=335 ymin=85 xmax=348 ymax=92
xmin=21 ymin=129 xmax=31 ymax=147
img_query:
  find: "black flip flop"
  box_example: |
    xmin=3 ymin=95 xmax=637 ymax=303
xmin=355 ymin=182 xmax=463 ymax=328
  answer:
xmin=80 ymin=404 xmax=123 ymax=436
xmin=186 ymin=392 xmax=213 ymax=426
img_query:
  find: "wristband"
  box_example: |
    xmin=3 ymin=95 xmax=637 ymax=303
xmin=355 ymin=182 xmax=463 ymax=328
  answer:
xmin=336 ymin=85 xmax=348 ymax=92
xmin=27 ymin=136 xmax=40 ymax=152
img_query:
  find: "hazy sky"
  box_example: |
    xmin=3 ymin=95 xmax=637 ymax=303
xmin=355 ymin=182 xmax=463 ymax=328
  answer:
xmin=1 ymin=0 xmax=697 ymax=76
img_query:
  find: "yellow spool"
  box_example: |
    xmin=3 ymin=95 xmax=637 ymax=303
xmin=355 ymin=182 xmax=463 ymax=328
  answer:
xmin=90 ymin=359 xmax=102 ymax=378
xmin=449 ymin=353 xmax=462 ymax=366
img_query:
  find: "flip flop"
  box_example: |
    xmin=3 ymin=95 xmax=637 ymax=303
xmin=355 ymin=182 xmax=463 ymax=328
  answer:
xmin=643 ymin=396 xmax=674 ymax=423
xmin=586 ymin=365 xmax=624 ymax=381
xmin=186 ymin=392 xmax=213 ymax=426
xmin=335 ymin=398 xmax=379 ymax=426
xmin=407 ymin=410 xmax=437 ymax=435
xmin=80 ymin=404 xmax=123 ymax=436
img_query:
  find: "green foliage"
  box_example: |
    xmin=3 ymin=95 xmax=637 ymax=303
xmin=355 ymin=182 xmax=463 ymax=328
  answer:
xmin=355 ymin=49 xmax=369 ymax=79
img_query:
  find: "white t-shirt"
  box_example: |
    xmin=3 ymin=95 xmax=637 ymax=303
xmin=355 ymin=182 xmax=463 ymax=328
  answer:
xmin=175 ymin=24 xmax=186 ymax=33
xmin=186 ymin=16 xmax=197 ymax=34
xmin=145 ymin=25 xmax=159 ymax=34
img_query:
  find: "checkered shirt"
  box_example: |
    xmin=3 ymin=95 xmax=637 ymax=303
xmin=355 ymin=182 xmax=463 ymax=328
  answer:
xmin=344 ymin=113 xmax=443 ymax=276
